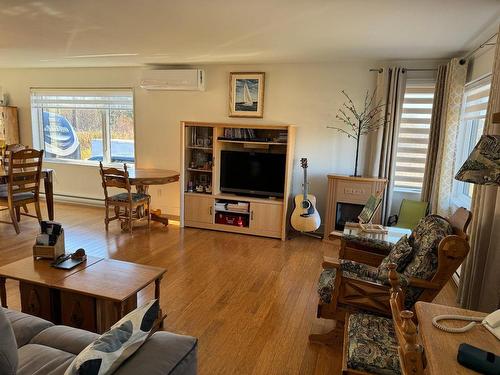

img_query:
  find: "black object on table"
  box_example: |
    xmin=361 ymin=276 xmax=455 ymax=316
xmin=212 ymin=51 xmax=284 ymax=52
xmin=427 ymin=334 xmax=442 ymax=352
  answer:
xmin=457 ymin=343 xmax=500 ymax=375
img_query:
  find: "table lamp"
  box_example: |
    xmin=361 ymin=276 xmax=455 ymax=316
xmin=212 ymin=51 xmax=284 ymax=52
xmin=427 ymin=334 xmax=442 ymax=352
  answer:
xmin=455 ymin=134 xmax=500 ymax=185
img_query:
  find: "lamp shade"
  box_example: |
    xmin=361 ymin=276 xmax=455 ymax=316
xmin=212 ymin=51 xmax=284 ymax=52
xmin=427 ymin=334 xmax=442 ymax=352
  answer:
xmin=455 ymin=135 xmax=500 ymax=185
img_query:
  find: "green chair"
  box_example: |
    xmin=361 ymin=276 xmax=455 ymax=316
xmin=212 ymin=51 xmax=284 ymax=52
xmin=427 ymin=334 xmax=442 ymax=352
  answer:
xmin=387 ymin=199 xmax=428 ymax=230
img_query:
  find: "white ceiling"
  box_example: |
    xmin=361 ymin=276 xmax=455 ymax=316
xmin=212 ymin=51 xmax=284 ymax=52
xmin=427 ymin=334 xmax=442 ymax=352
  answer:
xmin=0 ymin=0 xmax=498 ymax=68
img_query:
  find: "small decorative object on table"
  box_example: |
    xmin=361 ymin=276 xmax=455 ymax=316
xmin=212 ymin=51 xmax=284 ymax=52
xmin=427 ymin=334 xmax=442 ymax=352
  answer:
xmin=328 ymin=90 xmax=389 ymax=177
xmin=33 ymin=221 xmax=65 ymax=259
xmin=51 ymin=248 xmax=87 ymax=270
xmin=357 ymin=194 xmax=387 ymax=233
xmin=229 ymin=72 xmax=265 ymax=118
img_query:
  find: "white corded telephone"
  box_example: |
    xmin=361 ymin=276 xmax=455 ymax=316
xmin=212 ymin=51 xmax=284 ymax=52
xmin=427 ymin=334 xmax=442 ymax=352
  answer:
xmin=432 ymin=309 xmax=500 ymax=341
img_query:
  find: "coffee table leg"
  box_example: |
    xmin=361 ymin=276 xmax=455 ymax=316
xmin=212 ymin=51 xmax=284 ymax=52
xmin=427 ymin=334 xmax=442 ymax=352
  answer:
xmin=155 ymin=276 xmax=164 ymax=329
xmin=0 ymin=277 xmax=7 ymax=308
xmin=115 ymin=301 xmax=125 ymax=321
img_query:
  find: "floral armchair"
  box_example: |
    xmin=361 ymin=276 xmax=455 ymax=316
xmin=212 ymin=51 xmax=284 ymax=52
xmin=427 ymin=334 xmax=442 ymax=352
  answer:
xmin=310 ymin=208 xmax=471 ymax=345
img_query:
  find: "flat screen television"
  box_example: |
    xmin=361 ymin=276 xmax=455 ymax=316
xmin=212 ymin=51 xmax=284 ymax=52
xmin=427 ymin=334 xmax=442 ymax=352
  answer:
xmin=220 ymin=150 xmax=286 ymax=198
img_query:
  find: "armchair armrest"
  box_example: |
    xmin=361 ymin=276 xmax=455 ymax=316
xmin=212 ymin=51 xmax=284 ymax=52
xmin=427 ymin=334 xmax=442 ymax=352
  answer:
xmin=407 ymin=277 xmax=440 ymax=290
xmin=322 ymin=256 xmax=340 ymax=269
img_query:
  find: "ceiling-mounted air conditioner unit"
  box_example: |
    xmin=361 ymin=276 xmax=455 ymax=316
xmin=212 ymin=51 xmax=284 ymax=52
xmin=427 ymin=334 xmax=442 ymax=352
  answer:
xmin=139 ymin=69 xmax=205 ymax=91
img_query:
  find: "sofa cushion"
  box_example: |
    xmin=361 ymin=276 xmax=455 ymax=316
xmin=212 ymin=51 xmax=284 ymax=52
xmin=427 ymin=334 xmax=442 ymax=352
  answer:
xmin=0 ymin=308 xmax=18 ymax=375
xmin=346 ymin=313 xmax=401 ymax=375
xmin=377 ymin=235 xmax=414 ymax=279
xmin=17 ymin=344 xmax=74 ymax=375
xmin=4 ymin=308 xmax=53 ymax=348
xmin=30 ymin=326 xmax=99 ymax=355
xmin=65 ymin=299 xmax=159 ymax=375
xmin=108 ymin=192 xmax=149 ymax=203
xmin=114 ymin=332 xmax=198 ymax=375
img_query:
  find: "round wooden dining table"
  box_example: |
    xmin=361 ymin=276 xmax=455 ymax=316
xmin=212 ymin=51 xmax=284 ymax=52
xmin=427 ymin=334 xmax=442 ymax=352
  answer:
xmin=124 ymin=168 xmax=180 ymax=227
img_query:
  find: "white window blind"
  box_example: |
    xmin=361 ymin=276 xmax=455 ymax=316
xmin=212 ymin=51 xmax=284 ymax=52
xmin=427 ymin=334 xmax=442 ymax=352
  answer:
xmin=453 ymin=76 xmax=491 ymax=206
xmin=394 ymin=81 xmax=435 ymax=191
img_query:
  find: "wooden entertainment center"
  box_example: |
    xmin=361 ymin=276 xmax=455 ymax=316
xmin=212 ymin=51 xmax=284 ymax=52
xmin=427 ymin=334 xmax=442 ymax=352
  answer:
xmin=180 ymin=121 xmax=295 ymax=240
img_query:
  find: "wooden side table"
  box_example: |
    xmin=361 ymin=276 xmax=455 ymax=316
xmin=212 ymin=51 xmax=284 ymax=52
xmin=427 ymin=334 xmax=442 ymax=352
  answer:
xmin=415 ymin=302 xmax=500 ymax=374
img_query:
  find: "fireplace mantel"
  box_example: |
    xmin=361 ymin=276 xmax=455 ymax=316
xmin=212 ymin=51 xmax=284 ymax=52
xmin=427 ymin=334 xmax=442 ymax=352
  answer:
xmin=323 ymin=174 xmax=387 ymax=241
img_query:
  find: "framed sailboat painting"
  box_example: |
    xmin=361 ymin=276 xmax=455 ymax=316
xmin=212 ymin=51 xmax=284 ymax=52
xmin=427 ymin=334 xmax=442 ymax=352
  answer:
xmin=229 ymin=72 xmax=265 ymax=118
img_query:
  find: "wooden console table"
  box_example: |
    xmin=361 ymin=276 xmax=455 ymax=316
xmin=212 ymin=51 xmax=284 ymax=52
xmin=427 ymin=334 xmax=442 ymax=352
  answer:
xmin=0 ymin=257 xmax=166 ymax=333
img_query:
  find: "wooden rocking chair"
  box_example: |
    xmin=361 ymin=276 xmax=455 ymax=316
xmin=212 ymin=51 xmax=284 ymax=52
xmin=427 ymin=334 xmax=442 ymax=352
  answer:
xmin=341 ymin=264 xmax=426 ymax=374
xmin=310 ymin=208 xmax=472 ymax=345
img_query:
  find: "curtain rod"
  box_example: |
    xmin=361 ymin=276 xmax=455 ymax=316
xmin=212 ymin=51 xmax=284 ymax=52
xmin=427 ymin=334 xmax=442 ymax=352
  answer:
xmin=370 ymin=32 xmax=498 ymax=72
xmin=460 ymin=32 xmax=498 ymax=64
xmin=368 ymin=68 xmax=437 ymax=73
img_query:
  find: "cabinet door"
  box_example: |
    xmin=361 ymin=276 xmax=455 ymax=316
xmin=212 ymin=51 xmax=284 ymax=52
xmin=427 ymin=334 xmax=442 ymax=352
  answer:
xmin=184 ymin=195 xmax=213 ymax=224
xmin=1 ymin=107 xmax=19 ymax=144
xmin=249 ymin=202 xmax=283 ymax=235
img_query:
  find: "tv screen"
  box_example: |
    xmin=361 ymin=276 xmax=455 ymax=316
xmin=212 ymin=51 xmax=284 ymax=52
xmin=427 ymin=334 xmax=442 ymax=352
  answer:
xmin=220 ymin=150 xmax=286 ymax=197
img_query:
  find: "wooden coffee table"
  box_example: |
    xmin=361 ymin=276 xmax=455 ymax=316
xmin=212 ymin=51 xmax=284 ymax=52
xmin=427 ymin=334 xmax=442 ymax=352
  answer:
xmin=0 ymin=257 xmax=166 ymax=333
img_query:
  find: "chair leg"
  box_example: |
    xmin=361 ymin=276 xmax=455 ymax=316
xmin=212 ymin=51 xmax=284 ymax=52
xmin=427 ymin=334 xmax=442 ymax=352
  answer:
xmin=309 ymin=321 xmax=344 ymax=346
xmin=15 ymin=207 xmax=21 ymax=222
xmin=129 ymin=206 xmax=133 ymax=233
xmin=147 ymin=199 xmax=151 ymax=230
xmin=22 ymin=204 xmax=29 ymax=213
xmin=104 ymin=204 xmax=109 ymax=231
xmin=8 ymin=206 xmax=20 ymax=234
xmin=34 ymin=201 xmax=43 ymax=223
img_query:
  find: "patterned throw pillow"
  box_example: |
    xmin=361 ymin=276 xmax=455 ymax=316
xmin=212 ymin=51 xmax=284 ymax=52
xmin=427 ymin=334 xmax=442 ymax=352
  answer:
xmin=403 ymin=215 xmax=453 ymax=280
xmin=65 ymin=299 xmax=159 ymax=375
xmin=377 ymin=235 xmax=413 ymax=280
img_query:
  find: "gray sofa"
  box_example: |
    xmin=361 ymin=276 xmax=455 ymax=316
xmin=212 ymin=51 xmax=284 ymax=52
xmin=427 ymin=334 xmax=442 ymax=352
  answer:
xmin=1 ymin=307 xmax=197 ymax=375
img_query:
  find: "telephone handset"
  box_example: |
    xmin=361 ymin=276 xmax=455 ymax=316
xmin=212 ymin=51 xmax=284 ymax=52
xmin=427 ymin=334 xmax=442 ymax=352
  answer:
xmin=432 ymin=309 xmax=500 ymax=341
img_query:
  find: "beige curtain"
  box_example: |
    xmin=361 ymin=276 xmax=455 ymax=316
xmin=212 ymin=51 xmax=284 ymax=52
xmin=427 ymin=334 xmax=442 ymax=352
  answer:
xmin=367 ymin=67 xmax=407 ymax=224
xmin=458 ymin=30 xmax=500 ymax=312
xmin=421 ymin=64 xmax=447 ymax=203
xmin=430 ymin=58 xmax=468 ymax=216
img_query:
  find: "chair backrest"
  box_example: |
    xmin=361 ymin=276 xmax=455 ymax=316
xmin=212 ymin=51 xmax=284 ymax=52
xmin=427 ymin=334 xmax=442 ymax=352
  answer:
xmin=99 ymin=162 xmax=131 ymax=200
xmin=396 ymin=199 xmax=428 ymax=230
xmin=388 ymin=264 xmax=425 ymax=375
xmin=3 ymin=144 xmax=28 ymax=167
xmin=448 ymin=207 xmax=472 ymax=239
xmin=6 ymin=148 xmax=44 ymax=200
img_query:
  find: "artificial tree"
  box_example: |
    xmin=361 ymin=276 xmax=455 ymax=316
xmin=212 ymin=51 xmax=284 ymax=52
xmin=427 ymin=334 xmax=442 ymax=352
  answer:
xmin=328 ymin=90 xmax=388 ymax=177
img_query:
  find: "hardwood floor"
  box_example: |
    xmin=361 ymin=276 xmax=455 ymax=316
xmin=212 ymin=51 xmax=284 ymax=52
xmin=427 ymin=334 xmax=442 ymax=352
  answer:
xmin=0 ymin=202 xmax=457 ymax=374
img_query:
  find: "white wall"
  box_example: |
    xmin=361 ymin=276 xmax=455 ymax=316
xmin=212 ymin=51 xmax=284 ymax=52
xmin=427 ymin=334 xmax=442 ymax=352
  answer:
xmin=0 ymin=62 xmax=377 ymax=219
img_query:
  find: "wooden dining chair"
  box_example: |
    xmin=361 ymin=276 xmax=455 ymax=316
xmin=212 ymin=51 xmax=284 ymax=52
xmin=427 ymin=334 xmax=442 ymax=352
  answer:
xmin=0 ymin=148 xmax=44 ymax=234
xmin=99 ymin=162 xmax=151 ymax=233
xmin=1 ymin=144 xmax=30 ymax=213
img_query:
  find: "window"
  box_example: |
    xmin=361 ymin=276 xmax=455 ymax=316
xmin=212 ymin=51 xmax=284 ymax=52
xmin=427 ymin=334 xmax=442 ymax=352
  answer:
xmin=452 ymin=76 xmax=491 ymax=208
xmin=31 ymin=89 xmax=135 ymax=165
xmin=394 ymin=80 xmax=435 ymax=192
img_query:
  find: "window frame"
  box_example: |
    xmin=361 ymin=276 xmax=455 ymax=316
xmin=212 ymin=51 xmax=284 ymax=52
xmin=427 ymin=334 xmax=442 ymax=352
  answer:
xmin=30 ymin=87 xmax=137 ymax=167
xmin=451 ymin=74 xmax=491 ymax=210
xmin=393 ymin=78 xmax=436 ymax=194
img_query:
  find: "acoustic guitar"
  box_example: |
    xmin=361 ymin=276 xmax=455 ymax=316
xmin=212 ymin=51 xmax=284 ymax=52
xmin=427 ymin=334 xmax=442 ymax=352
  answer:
xmin=291 ymin=158 xmax=321 ymax=232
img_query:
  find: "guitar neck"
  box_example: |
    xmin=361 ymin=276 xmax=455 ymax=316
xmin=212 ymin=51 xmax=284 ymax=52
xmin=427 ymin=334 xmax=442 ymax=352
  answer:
xmin=303 ymin=167 xmax=308 ymax=200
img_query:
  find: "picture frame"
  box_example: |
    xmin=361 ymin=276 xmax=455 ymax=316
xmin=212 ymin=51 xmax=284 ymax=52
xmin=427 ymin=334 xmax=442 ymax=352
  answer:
xmin=228 ymin=72 xmax=265 ymax=118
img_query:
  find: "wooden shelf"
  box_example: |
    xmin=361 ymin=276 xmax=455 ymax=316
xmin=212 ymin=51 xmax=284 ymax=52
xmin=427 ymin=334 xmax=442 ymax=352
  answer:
xmin=187 ymin=146 xmax=213 ymax=151
xmin=181 ymin=121 xmax=295 ymax=241
xmin=218 ymin=139 xmax=287 ymax=146
xmin=186 ymin=168 xmax=212 ymax=173
xmin=215 ymin=208 xmax=250 ymax=215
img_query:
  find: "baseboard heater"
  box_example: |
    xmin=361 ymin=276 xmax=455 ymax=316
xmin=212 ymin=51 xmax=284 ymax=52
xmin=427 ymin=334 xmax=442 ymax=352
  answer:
xmin=40 ymin=192 xmax=104 ymax=207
